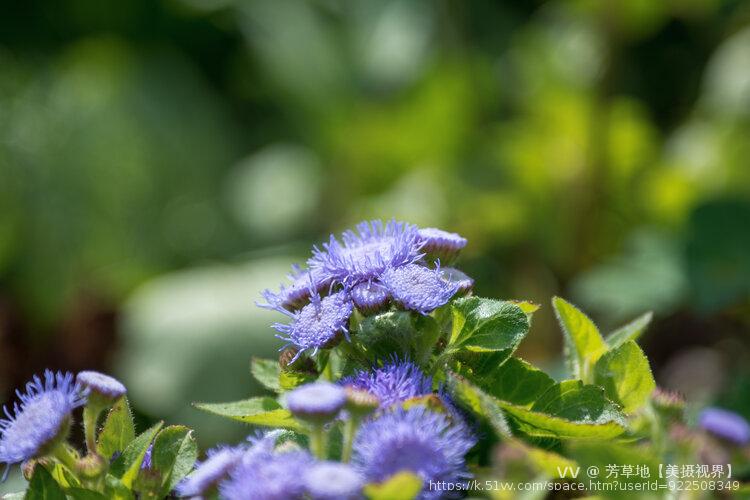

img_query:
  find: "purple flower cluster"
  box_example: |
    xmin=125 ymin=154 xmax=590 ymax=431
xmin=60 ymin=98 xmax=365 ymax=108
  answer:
xmin=258 ymin=220 xmax=471 ymax=363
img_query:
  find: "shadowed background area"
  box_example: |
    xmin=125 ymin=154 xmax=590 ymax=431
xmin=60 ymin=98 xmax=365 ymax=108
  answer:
xmin=1 ymin=0 xmax=749 ymax=491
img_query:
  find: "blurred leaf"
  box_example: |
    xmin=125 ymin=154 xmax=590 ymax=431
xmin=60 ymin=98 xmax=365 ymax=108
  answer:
xmin=194 ymin=398 xmax=304 ymax=431
xmin=594 ymin=341 xmax=655 ymax=413
xmin=151 ymin=426 xmax=198 ymax=495
xmin=364 ymin=471 xmax=423 ymax=500
xmin=449 ymin=297 xmax=530 ymax=359
xmin=24 ymin=466 xmax=65 ymax=500
xmin=446 ymin=372 xmax=512 ymax=437
xmin=605 ymin=312 xmax=652 ymax=349
xmin=251 ymin=358 xmax=281 ymax=393
xmin=65 ymin=490 xmax=107 ymax=500
xmin=110 ymin=422 xmax=163 ymax=488
xmin=97 ymin=397 xmax=135 ymax=460
xmin=279 ymin=370 xmax=318 ymax=391
xmin=552 ymin=297 xmax=607 ymax=381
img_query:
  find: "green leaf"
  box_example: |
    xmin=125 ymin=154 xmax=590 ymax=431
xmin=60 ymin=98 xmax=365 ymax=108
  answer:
xmin=65 ymin=489 xmax=107 ymax=500
xmin=151 ymin=425 xmax=199 ymax=495
xmin=110 ymin=422 xmax=163 ymax=488
xmin=605 ymin=312 xmax=653 ymax=349
xmin=364 ymin=471 xmax=423 ymax=500
xmin=279 ymin=370 xmax=317 ymax=391
xmin=593 ymin=341 xmax=655 ymax=413
xmin=194 ymin=397 xmax=305 ymax=431
xmin=449 ymin=297 xmax=529 ymax=361
xmin=499 ymin=381 xmax=626 ymax=439
xmin=470 ymin=356 xmax=556 ymax=407
xmin=552 ymin=297 xmax=607 ymax=381
xmin=97 ymin=397 xmax=136 ymax=459
xmin=355 ymin=311 xmax=429 ymax=363
xmin=24 ymin=466 xmax=65 ymax=500
xmin=102 ymin=475 xmax=134 ymax=500
xmin=251 ymin=357 xmax=282 ymax=393
xmin=446 ymin=372 xmax=512 ymax=437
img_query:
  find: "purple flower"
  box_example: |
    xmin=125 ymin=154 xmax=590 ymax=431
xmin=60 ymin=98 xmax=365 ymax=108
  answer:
xmin=380 ymin=263 xmax=460 ymax=314
xmin=141 ymin=443 xmax=153 ymax=470
xmin=286 ymin=382 xmax=347 ymax=421
xmin=699 ymin=407 xmax=750 ymax=445
xmin=0 ymin=371 xmax=87 ymax=478
xmin=259 ymin=265 xmax=331 ymax=312
xmin=417 ymin=228 xmax=467 ymax=264
xmin=352 ymin=406 xmax=476 ymax=499
xmin=350 ymin=281 xmax=390 ymax=315
xmin=220 ymin=450 xmax=313 ymax=500
xmin=271 ymin=290 xmax=354 ymax=363
xmin=310 ymin=220 xmax=424 ymax=286
xmin=342 ymin=358 xmax=433 ymax=409
xmin=77 ymin=371 xmax=127 ymax=401
xmin=303 ymin=461 xmax=364 ymax=500
xmin=176 ymin=445 xmax=245 ymax=498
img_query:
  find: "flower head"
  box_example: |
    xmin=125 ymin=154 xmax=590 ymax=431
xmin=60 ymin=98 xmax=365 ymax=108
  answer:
xmin=76 ymin=371 xmax=127 ymax=402
xmin=259 ymin=265 xmax=331 ymax=312
xmin=176 ymin=445 xmax=244 ymax=498
xmin=310 ymin=220 xmax=424 ymax=285
xmin=0 ymin=371 xmax=87 ymax=475
xmin=417 ymin=228 xmax=467 ymax=264
xmin=699 ymin=407 xmax=750 ymax=445
xmin=352 ymin=406 xmax=476 ymax=499
xmin=342 ymin=358 xmax=433 ymax=409
xmin=286 ymin=382 xmax=346 ymax=422
xmin=303 ymin=461 xmax=364 ymax=500
xmin=350 ymin=281 xmax=390 ymax=315
xmin=381 ymin=263 xmax=460 ymax=314
xmin=272 ymin=290 xmax=354 ymax=362
xmin=220 ymin=450 xmax=313 ymax=500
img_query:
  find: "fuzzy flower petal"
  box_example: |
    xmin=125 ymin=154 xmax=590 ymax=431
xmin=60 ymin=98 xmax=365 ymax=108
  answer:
xmin=176 ymin=446 xmax=244 ymax=498
xmin=0 ymin=371 xmax=87 ymax=470
xmin=342 ymin=358 xmax=433 ymax=409
xmin=699 ymin=407 xmax=750 ymax=445
xmin=272 ymin=290 xmax=354 ymax=361
xmin=220 ymin=450 xmax=313 ymax=500
xmin=352 ymin=406 xmax=476 ymax=500
xmin=417 ymin=228 xmax=467 ymax=264
xmin=287 ymin=382 xmax=347 ymax=421
xmin=259 ymin=265 xmax=331 ymax=312
xmin=310 ymin=220 xmax=424 ymax=285
xmin=350 ymin=281 xmax=390 ymax=315
xmin=303 ymin=461 xmax=364 ymax=500
xmin=77 ymin=371 xmax=127 ymax=400
xmin=381 ymin=264 xmax=460 ymax=314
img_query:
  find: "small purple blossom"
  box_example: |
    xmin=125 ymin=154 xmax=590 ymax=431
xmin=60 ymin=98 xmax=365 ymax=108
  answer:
xmin=352 ymin=406 xmax=476 ymax=500
xmin=259 ymin=265 xmax=331 ymax=312
xmin=380 ymin=263 xmax=460 ymax=314
xmin=350 ymin=281 xmax=390 ymax=315
xmin=342 ymin=358 xmax=433 ymax=409
xmin=699 ymin=407 xmax=750 ymax=445
xmin=271 ymin=290 xmax=354 ymax=362
xmin=77 ymin=371 xmax=127 ymax=401
xmin=310 ymin=220 xmax=424 ymax=286
xmin=220 ymin=450 xmax=313 ymax=500
xmin=141 ymin=443 xmax=153 ymax=470
xmin=176 ymin=446 xmax=244 ymax=498
xmin=0 ymin=371 xmax=87 ymax=478
xmin=303 ymin=461 xmax=364 ymax=500
xmin=286 ymin=382 xmax=347 ymax=421
xmin=417 ymin=228 xmax=467 ymax=264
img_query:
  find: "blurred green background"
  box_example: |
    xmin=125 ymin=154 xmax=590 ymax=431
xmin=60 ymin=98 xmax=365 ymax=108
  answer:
xmin=1 ymin=0 xmax=750 ymax=489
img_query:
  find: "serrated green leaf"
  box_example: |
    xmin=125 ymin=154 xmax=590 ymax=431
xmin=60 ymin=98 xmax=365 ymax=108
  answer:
xmin=500 ymin=403 xmax=626 ymax=439
xmin=552 ymin=297 xmax=607 ymax=381
xmin=449 ymin=297 xmax=529 ymax=362
xmin=251 ymin=357 xmax=282 ymax=393
xmin=594 ymin=341 xmax=655 ymax=413
xmin=355 ymin=311 xmax=432 ymax=363
xmin=194 ymin=397 xmax=305 ymax=431
xmin=605 ymin=312 xmax=653 ymax=349
xmin=279 ymin=370 xmax=317 ymax=391
xmin=446 ymin=372 xmax=512 ymax=437
xmin=24 ymin=466 xmax=65 ymax=500
xmin=110 ymin=422 xmax=163 ymax=488
xmin=364 ymin=471 xmax=423 ymax=500
xmin=151 ymin=425 xmax=199 ymax=495
xmin=470 ymin=356 xmax=556 ymax=407
xmin=97 ymin=397 xmax=135 ymax=460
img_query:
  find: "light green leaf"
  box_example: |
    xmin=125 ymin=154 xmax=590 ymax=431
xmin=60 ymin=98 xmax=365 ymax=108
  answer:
xmin=594 ymin=341 xmax=655 ymax=413
xmin=470 ymin=356 xmax=556 ymax=407
xmin=151 ymin=425 xmax=199 ymax=495
xmin=97 ymin=397 xmax=135 ymax=459
xmin=446 ymin=372 xmax=512 ymax=437
xmin=24 ymin=466 xmax=65 ymax=500
xmin=279 ymin=370 xmax=317 ymax=391
xmin=355 ymin=311 xmax=437 ymax=363
xmin=251 ymin=357 xmax=282 ymax=393
xmin=194 ymin=397 xmax=305 ymax=431
xmin=449 ymin=297 xmax=529 ymax=361
xmin=65 ymin=489 xmax=107 ymax=500
xmin=110 ymin=422 xmax=163 ymax=488
xmin=364 ymin=471 xmax=423 ymax=500
xmin=605 ymin=312 xmax=653 ymax=349
xmin=552 ymin=297 xmax=607 ymax=381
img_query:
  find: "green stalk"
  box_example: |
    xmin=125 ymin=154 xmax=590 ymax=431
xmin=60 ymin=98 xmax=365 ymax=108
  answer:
xmin=82 ymin=406 xmax=101 ymax=454
xmin=341 ymin=416 xmax=360 ymax=463
xmin=309 ymin=425 xmax=327 ymax=459
xmin=52 ymin=443 xmax=79 ymax=473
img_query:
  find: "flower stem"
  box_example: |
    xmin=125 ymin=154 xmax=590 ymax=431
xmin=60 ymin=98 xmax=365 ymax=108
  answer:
xmin=82 ymin=406 xmax=101 ymax=454
xmin=309 ymin=425 xmax=327 ymax=459
xmin=341 ymin=416 xmax=360 ymax=463
xmin=52 ymin=443 xmax=79 ymax=473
